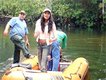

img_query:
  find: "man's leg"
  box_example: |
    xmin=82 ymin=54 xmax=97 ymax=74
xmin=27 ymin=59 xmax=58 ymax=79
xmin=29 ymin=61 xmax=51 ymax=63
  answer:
xmin=47 ymin=45 xmax=53 ymax=71
xmin=11 ymin=35 xmax=31 ymax=58
xmin=13 ymin=45 xmax=20 ymax=63
xmin=19 ymin=39 xmax=31 ymax=58
xmin=51 ymin=41 xmax=60 ymax=71
xmin=48 ymin=60 xmax=53 ymax=71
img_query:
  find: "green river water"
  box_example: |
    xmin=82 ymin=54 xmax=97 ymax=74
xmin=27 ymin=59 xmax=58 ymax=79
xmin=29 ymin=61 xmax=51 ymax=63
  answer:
xmin=0 ymin=26 xmax=106 ymax=80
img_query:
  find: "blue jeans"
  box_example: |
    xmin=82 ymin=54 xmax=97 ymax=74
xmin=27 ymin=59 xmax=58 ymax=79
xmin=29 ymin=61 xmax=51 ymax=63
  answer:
xmin=48 ymin=41 xmax=60 ymax=71
xmin=37 ymin=43 xmax=49 ymax=72
xmin=10 ymin=35 xmax=30 ymax=63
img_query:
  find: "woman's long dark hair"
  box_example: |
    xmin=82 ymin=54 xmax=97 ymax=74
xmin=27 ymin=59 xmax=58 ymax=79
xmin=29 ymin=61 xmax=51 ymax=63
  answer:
xmin=40 ymin=12 xmax=54 ymax=33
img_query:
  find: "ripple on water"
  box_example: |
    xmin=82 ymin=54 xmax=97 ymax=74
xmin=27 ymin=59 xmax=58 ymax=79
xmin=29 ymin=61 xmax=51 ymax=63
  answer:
xmin=0 ymin=57 xmax=13 ymax=73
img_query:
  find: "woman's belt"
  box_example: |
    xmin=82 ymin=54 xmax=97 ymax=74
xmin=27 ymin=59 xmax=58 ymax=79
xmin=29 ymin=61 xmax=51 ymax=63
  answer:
xmin=38 ymin=39 xmax=47 ymax=45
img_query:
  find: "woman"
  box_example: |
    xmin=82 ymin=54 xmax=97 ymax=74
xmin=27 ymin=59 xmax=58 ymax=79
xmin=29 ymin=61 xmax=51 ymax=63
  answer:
xmin=34 ymin=8 xmax=57 ymax=72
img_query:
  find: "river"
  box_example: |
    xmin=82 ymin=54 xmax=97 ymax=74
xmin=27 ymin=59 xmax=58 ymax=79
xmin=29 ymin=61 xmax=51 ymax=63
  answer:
xmin=0 ymin=26 xmax=106 ymax=80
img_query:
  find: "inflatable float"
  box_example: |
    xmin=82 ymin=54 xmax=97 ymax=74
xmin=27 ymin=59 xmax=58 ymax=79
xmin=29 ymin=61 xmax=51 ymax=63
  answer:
xmin=2 ymin=56 xmax=89 ymax=80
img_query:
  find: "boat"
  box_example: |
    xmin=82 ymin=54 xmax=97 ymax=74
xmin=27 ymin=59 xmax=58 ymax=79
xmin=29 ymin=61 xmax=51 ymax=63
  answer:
xmin=2 ymin=56 xmax=89 ymax=80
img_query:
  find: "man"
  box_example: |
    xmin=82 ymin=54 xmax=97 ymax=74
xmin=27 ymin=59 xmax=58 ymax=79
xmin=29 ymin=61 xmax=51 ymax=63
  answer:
xmin=3 ymin=10 xmax=32 ymax=63
xmin=56 ymin=30 xmax=67 ymax=60
xmin=48 ymin=30 xmax=67 ymax=71
xmin=57 ymin=30 xmax=67 ymax=49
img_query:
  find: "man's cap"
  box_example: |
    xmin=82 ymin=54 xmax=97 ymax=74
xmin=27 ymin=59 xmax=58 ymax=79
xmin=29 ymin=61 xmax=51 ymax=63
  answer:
xmin=19 ymin=10 xmax=26 ymax=15
xmin=43 ymin=8 xmax=51 ymax=13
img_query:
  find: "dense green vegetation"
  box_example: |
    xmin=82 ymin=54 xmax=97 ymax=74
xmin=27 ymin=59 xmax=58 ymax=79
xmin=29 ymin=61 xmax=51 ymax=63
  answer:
xmin=0 ymin=0 xmax=105 ymax=32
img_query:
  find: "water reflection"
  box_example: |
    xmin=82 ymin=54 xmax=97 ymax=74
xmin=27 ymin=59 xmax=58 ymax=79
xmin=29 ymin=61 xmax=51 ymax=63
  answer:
xmin=64 ymin=31 xmax=106 ymax=80
xmin=0 ymin=26 xmax=106 ymax=80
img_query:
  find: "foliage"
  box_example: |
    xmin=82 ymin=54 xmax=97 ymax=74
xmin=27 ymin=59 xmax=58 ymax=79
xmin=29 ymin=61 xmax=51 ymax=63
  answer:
xmin=0 ymin=0 xmax=105 ymax=32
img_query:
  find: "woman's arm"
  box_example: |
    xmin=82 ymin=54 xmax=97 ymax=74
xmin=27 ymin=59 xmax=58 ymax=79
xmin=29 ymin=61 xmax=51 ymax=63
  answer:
xmin=34 ymin=20 xmax=40 ymax=38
